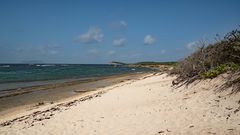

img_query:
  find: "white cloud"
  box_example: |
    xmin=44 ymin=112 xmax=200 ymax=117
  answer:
xmin=113 ymin=38 xmax=127 ymax=46
xmin=186 ymin=41 xmax=197 ymax=50
xmin=111 ymin=20 xmax=127 ymax=30
xmin=75 ymin=27 xmax=104 ymax=43
xmin=144 ymin=35 xmax=156 ymax=45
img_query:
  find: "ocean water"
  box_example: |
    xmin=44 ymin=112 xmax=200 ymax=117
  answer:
xmin=0 ymin=64 xmax=151 ymax=83
xmin=0 ymin=64 xmax=153 ymax=112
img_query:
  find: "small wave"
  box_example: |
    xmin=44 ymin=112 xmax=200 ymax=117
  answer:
xmin=131 ymin=68 xmax=136 ymax=71
xmin=36 ymin=64 xmax=55 ymax=67
xmin=41 ymin=64 xmax=55 ymax=67
xmin=0 ymin=65 xmax=10 ymax=68
xmin=61 ymin=64 xmax=69 ymax=66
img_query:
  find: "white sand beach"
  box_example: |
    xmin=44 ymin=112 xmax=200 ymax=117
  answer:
xmin=0 ymin=73 xmax=240 ymax=135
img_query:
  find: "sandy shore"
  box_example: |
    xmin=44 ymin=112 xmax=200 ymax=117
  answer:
xmin=0 ymin=73 xmax=240 ymax=135
xmin=0 ymin=73 xmax=146 ymax=119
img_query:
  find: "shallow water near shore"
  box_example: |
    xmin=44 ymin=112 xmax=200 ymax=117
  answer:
xmin=0 ymin=72 xmax=149 ymax=118
xmin=0 ymin=64 xmax=153 ymax=118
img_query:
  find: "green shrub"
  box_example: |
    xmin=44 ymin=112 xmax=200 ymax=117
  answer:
xmin=201 ymin=63 xmax=240 ymax=79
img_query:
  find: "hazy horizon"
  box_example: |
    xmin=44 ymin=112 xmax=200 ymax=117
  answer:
xmin=0 ymin=0 xmax=239 ymax=64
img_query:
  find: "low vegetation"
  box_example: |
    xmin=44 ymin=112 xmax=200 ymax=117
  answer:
xmin=201 ymin=63 xmax=240 ymax=79
xmin=134 ymin=61 xmax=177 ymax=66
xmin=110 ymin=61 xmax=177 ymax=66
xmin=172 ymin=28 xmax=240 ymax=93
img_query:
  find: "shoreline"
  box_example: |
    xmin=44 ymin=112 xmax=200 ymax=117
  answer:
xmin=0 ymin=72 xmax=151 ymax=120
xmin=0 ymin=73 xmax=239 ymax=134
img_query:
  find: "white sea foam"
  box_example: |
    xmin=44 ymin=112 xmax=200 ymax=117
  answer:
xmin=36 ymin=64 xmax=55 ymax=67
xmin=43 ymin=64 xmax=55 ymax=67
xmin=0 ymin=65 xmax=10 ymax=68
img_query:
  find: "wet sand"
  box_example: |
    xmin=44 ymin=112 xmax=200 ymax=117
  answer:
xmin=0 ymin=72 xmax=149 ymax=119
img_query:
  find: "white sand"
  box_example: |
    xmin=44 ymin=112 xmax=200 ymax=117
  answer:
xmin=0 ymin=73 xmax=240 ymax=135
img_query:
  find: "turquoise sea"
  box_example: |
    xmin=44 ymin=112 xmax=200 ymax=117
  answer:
xmin=0 ymin=64 xmax=152 ymax=91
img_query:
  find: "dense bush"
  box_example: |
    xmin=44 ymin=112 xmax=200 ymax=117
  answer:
xmin=172 ymin=28 xmax=240 ymax=93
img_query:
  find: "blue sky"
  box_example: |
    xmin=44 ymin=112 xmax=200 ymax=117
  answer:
xmin=0 ymin=0 xmax=239 ymax=64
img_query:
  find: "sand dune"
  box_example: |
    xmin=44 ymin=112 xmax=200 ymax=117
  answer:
xmin=0 ymin=73 xmax=240 ymax=135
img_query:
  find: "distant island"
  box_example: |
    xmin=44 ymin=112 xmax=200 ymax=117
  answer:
xmin=110 ymin=61 xmax=176 ymax=66
xmin=110 ymin=61 xmax=176 ymax=71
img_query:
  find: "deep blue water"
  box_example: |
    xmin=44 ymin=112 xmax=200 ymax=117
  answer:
xmin=0 ymin=64 xmax=151 ymax=83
